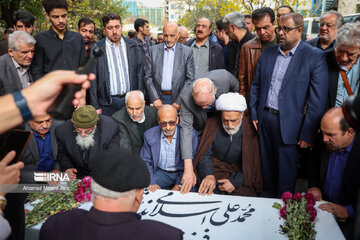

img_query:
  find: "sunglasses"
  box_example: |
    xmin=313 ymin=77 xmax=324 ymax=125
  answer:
xmin=159 ymin=121 xmax=177 ymax=128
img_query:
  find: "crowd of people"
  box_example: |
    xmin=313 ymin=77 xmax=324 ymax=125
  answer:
xmin=0 ymin=0 xmax=359 ymax=239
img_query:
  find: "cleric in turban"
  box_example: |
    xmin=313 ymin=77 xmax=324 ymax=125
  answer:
xmin=194 ymin=93 xmax=262 ymax=196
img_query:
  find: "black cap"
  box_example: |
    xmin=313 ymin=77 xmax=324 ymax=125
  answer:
xmin=90 ymin=148 xmax=150 ymax=192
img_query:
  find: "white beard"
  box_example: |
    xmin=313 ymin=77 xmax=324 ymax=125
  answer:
xmin=76 ymin=126 xmax=96 ymax=149
xmin=222 ymin=121 xmax=241 ymax=136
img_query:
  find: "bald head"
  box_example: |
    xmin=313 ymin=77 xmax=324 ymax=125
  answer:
xmin=163 ymin=21 xmax=179 ymax=48
xmin=158 ymin=105 xmax=178 ymax=137
xmin=321 ymin=107 xmax=354 ymax=152
xmin=192 ymin=78 xmax=217 ymax=109
xmin=178 ymin=26 xmax=188 ymax=43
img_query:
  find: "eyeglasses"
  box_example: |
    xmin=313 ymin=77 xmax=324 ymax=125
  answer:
xmin=275 ymin=26 xmax=299 ymax=34
xmin=159 ymin=121 xmax=177 ymax=128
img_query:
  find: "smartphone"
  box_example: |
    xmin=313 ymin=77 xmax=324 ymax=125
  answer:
xmin=0 ymin=129 xmax=33 ymax=164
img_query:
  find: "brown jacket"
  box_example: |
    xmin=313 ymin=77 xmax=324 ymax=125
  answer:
xmin=238 ymin=37 xmax=263 ymax=100
xmin=193 ymin=111 xmax=262 ymax=196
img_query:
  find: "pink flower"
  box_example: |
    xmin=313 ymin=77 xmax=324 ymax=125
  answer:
xmin=85 ymin=193 xmax=91 ymax=202
xmin=293 ymin=193 xmax=303 ymax=201
xmin=280 ymin=206 xmax=287 ymax=218
xmin=281 ymin=192 xmax=293 ymax=203
xmin=306 ymin=205 xmax=317 ymax=222
xmin=305 ymin=193 xmax=316 ymax=206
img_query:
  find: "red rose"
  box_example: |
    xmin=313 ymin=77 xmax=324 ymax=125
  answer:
xmin=280 ymin=206 xmax=287 ymax=218
xmin=305 ymin=193 xmax=316 ymax=206
xmin=293 ymin=193 xmax=303 ymax=201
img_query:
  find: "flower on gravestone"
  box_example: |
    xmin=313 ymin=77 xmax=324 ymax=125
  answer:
xmin=25 ymin=176 xmax=93 ymax=228
xmin=273 ymin=192 xmax=317 ymax=240
xmin=281 ymin=191 xmax=292 ymax=203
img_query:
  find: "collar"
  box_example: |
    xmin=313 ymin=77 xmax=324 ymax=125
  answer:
xmin=343 ymin=136 xmax=355 ymax=153
xmin=164 ymin=44 xmax=176 ymax=52
xmin=106 ymin=36 xmax=124 ymax=47
xmin=11 ymin=57 xmax=29 ymax=72
xmin=206 ymin=97 xmax=216 ymax=111
xmin=339 ymin=57 xmax=360 ymax=73
xmin=278 ymin=39 xmax=301 ymax=57
xmin=317 ymin=38 xmax=336 ymax=50
xmin=161 ymin=126 xmax=178 ymax=140
xmin=49 ymin=26 xmax=68 ymax=38
xmin=87 ymin=207 xmax=141 ymax=225
xmin=192 ymin=38 xmax=209 ymax=48
xmin=32 ymin=129 xmax=50 ymax=139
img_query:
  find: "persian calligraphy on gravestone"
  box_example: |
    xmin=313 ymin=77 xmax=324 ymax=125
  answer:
xmin=138 ymin=189 xmax=258 ymax=240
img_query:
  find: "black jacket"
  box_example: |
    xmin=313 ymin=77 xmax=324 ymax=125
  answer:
xmin=89 ymin=37 xmax=145 ymax=109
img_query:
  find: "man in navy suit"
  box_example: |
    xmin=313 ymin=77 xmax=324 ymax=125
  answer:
xmin=140 ymin=105 xmax=198 ymax=192
xmin=249 ymin=13 xmax=328 ymax=197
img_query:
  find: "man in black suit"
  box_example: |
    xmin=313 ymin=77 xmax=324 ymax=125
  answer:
xmin=145 ymin=21 xmax=194 ymax=111
xmin=40 ymin=148 xmax=183 ymax=240
xmin=56 ymin=105 xmax=119 ymax=179
xmin=308 ymin=107 xmax=360 ymax=240
xmin=0 ymin=31 xmax=35 ymax=96
xmin=90 ymin=13 xmax=144 ymax=116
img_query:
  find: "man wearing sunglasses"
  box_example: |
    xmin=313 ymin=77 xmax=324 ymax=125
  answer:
xmin=140 ymin=105 xmax=198 ymax=192
xmin=249 ymin=13 xmax=328 ymax=198
xmin=56 ymin=105 xmax=119 ymax=180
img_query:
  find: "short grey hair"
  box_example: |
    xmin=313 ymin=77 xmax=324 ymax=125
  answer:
xmin=223 ymin=12 xmax=246 ymax=29
xmin=8 ymin=31 xmax=36 ymax=51
xmin=125 ymin=90 xmax=144 ymax=104
xmin=91 ymin=179 xmax=137 ymax=199
xmin=336 ymin=22 xmax=360 ymax=48
xmin=192 ymin=78 xmax=215 ymax=95
xmin=321 ymin=10 xmax=344 ymax=29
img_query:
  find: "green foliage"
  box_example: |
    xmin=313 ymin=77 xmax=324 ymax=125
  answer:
xmin=1 ymin=0 xmax=128 ymax=35
xmin=177 ymin=0 xmax=307 ymax=30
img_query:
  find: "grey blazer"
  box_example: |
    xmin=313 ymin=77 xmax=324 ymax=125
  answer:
xmin=144 ymin=42 xmax=195 ymax=104
xmin=20 ymin=119 xmax=63 ymax=183
xmin=0 ymin=54 xmax=33 ymax=96
xmin=179 ymin=69 xmax=239 ymax=159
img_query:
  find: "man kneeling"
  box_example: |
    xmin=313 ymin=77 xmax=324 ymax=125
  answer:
xmin=140 ymin=105 xmax=198 ymax=192
xmin=194 ymin=93 xmax=262 ymax=196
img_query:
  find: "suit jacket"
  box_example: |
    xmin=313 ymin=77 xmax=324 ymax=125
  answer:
xmin=179 ymin=69 xmax=239 ymax=159
xmin=40 ymin=207 xmax=183 ymax=240
xmin=111 ymin=106 xmax=158 ymax=155
xmin=89 ymin=37 xmax=145 ymax=109
xmin=144 ymin=42 xmax=195 ymax=104
xmin=249 ymin=41 xmax=328 ymax=144
xmin=185 ymin=38 xmax=225 ymax=71
xmin=308 ymin=133 xmax=360 ymax=212
xmin=20 ymin=120 xmax=63 ymax=183
xmin=140 ymin=125 xmax=198 ymax=185
xmin=55 ymin=115 xmax=119 ymax=178
xmin=0 ymin=40 xmax=7 ymax=56
xmin=0 ymin=54 xmax=33 ymax=96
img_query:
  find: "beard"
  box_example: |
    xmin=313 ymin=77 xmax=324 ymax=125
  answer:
xmin=76 ymin=126 xmax=96 ymax=149
xmin=324 ymin=141 xmax=342 ymax=152
xmin=222 ymin=121 xmax=242 ymax=136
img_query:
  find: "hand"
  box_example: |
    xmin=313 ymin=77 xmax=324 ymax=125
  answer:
xmin=75 ymin=89 xmax=87 ymax=109
xmin=21 ymin=70 xmax=95 ymax=118
xmin=198 ymin=175 xmax=216 ymax=195
xmin=180 ymin=159 xmax=196 ymax=194
xmin=0 ymin=151 xmax=24 ymax=186
xmin=217 ymin=179 xmax=235 ymax=193
xmin=252 ymin=120 xmax=258 ymax=132
xmin=172 ymin=102 xmax=181 ymax=111
xmin=319 ymin=203 xmax=349 ymax=219
xmin=147 ymin=184 xmax=161 ymax=192
xmin=153 ymin=99 xmax=163 ymax=109
xmin=307 ymin=187 xmax=322 ymax=201
xmin=297 ymin=139 xmax=312 ymax=148
xmin=65 ymin=168 xmax=77 ymax=181
xmin=96 ymin=108 xmax=102 ymax=115
xmin=171 ymin=184 xmax=180 ymax=191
